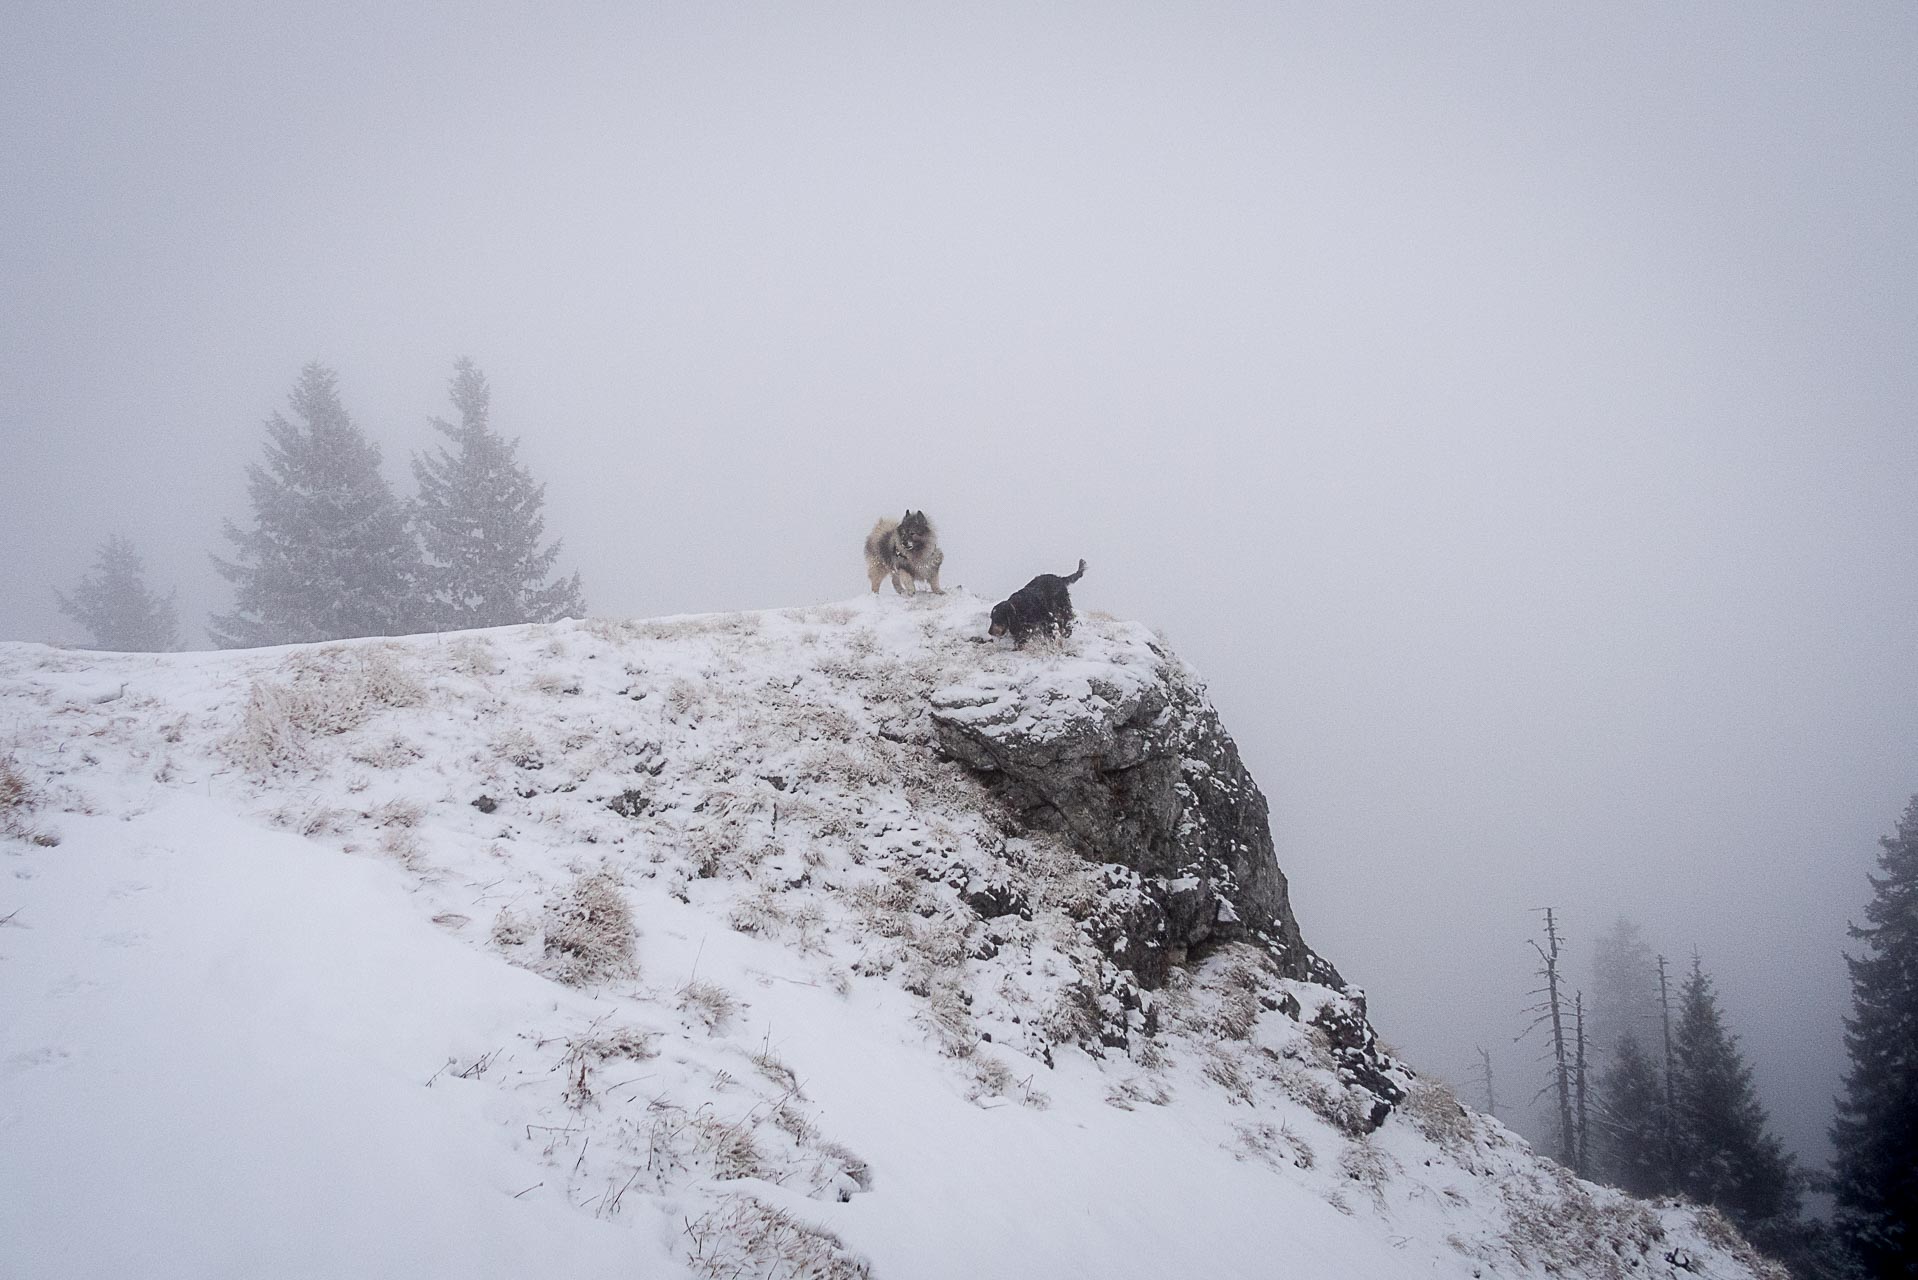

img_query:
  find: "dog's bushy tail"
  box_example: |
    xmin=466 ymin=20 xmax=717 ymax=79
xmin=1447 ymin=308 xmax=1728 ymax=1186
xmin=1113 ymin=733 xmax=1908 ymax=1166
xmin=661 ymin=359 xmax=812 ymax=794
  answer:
xmin=1063 ymin=558 xmax=1087 ymax=584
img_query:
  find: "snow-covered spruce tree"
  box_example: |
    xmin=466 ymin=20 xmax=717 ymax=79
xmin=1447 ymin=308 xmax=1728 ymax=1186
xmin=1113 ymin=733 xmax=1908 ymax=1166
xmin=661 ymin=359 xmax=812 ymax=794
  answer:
xmin=1672 ymin=955 xmax=1802 ymax=1252
xmin=1832 ymin=795 xmax=1918 ymax=1279
xmin=55 ymin=533 xmax=179 ymax=651
xmin=210 ymin=363 xmax=426 ymax=646
xmin=1594 ymin=1030 xmax=1672 ymax=1198
xmin=410 ymin=358 xmax=583 ymax=630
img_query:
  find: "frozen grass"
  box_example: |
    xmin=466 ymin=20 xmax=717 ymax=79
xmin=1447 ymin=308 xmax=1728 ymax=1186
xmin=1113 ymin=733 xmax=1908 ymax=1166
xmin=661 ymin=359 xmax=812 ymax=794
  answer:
xmin=678 ymin=979 xmax=738 ymax=1033
xmin=540 ymin=870 xmax=636 ymax=986
xmin=682 ymin=1196 xmax=871 ymax=1280
xmin=223 ymin=646 xmax=427 ymax=771
xmin=0 ymin=755 xmax=57 ymax=845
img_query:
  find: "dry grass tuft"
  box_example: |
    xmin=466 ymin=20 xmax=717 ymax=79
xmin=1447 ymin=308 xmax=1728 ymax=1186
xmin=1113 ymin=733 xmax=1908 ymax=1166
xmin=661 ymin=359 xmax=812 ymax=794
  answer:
xmin=679 ymin=979 xmax=738 ymax=1033
xmin=682 ymin=1195 xmax=871 ymax=1280
xmin=0 ymin=756 xmax=55 ymax=845
xmin=223 ymin=647 xmax=427 ymax=770
xmin=1402 ymin=1076 xmax=1475 ymax=1150
xmin=541 ymin=870 xmax=636 ymax=985
xmin=491 ymin=907 xmax=535 ymax=947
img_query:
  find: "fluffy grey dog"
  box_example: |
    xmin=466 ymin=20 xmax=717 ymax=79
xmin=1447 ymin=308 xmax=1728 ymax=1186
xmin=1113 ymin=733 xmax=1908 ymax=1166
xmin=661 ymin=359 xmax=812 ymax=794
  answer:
xmin=864 ymin=510 xmax=945 ymax=595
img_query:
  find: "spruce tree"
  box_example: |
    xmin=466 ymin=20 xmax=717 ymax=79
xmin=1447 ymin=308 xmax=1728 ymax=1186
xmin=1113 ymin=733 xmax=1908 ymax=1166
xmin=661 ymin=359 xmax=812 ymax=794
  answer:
xmin=210 ymin=363 xmax=424 ymax=646
xmin=1831 ymin=795 xmax=1918 ymax=1278
xmin=1672 ymin=955 xmax=1801 ymax=1250
xmin=1595 ymin=1031 xmax=1671 ymax=1198
xmin=55 ymin=534 xmax=179 ymax=651
xmin=410 ymin=358 xmax=584 ymax=630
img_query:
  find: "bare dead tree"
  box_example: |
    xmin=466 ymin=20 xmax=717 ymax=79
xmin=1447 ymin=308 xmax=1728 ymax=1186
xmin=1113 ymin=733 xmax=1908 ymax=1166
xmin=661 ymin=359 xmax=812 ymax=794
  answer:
xmin=1520 ymin=907 xmax=1577 ymax=1167
xmin=1469 ymin=1044 xmax=1498 ymax=1118
xmin=1574 ymin=989 xmax=1590 ymax=1177
xmin=1656 ymin=952 xmax=1679 ymax=1184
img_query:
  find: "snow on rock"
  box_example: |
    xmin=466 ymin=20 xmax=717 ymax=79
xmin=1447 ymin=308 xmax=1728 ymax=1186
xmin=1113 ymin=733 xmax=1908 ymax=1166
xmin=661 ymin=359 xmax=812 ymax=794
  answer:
xmin=0 ymin=592 xmax=1787 ymax=1280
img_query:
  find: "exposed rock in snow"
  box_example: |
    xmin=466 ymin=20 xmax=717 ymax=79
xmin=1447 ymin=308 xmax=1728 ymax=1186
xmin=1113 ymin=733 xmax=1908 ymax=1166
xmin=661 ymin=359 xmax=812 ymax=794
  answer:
xmin=929 ymin=634 xmax=1337 ymax=990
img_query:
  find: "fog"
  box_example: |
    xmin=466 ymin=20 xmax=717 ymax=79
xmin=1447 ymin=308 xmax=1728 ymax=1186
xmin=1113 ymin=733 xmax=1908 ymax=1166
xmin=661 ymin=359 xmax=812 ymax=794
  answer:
xmin=5 ymin=3 xmax=1914 ymax=1170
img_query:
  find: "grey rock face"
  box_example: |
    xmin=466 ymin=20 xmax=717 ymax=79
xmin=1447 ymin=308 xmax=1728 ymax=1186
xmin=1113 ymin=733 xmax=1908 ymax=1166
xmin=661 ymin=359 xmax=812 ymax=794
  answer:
xmin=927 ymin=639 xmax=1407 ymax=1125
xmin=930 ymin=650 xmax=1343 ymax=993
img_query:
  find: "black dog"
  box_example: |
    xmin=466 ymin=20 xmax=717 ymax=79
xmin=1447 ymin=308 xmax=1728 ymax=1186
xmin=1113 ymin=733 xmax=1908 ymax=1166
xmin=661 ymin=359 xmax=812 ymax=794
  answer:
xmin=989 ymin=560 xmax=1087 ymax=647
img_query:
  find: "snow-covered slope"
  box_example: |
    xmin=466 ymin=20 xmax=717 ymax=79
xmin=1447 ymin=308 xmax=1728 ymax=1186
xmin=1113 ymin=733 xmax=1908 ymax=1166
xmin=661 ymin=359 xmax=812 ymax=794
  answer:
xmin=0 ymin=593 xmax=1780 ymax=1280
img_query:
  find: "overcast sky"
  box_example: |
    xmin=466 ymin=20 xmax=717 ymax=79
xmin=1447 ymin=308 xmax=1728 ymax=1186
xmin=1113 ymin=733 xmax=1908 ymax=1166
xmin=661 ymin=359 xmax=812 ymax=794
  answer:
xmin=5 ymin=2 xmax=1914 ymax=1169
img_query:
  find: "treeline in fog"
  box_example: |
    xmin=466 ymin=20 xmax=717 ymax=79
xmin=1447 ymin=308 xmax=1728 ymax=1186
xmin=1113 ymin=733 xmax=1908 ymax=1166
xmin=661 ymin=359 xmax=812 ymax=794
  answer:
xmin=1482 ymin=810 xmax=1918 ymax=1280
xmin=54 ymin=360 xmax=583 ymax=651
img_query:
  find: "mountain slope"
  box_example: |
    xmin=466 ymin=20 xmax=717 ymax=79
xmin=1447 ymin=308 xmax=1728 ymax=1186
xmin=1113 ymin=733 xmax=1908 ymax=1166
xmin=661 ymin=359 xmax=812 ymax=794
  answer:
xmin=0 ymin=593 xmax=1781 ymax=1279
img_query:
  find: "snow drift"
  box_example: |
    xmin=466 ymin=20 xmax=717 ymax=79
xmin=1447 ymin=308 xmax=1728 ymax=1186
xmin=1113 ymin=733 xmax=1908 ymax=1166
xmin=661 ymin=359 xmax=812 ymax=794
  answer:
xmin=0 ymin=592 xmax=1782 ymax=1279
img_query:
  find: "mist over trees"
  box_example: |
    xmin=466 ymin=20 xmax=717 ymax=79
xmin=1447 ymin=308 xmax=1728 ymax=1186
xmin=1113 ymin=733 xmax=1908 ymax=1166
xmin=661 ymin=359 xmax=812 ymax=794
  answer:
xmin=412 ymin=358 xmax=584 ymax=630
xmin=1512 ymin=912 xmax=1838 ymax=1274
xmin=210 ymin=363 xmax=423 ymax=647
xmin=204 ymin=360 xmax=584 ymax=647
xmin=55 ymin=534 xmax=179 ymax=651
xmin=1831 ymin=796 xmax=1918 ymax=1278
xmin=1590 ymin=918 xmax=1660 ymax=1066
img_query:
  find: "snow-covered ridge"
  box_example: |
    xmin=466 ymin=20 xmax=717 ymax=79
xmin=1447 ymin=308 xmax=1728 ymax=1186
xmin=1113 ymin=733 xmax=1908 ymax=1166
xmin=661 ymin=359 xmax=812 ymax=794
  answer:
xmin=0 ymin=593 xmax=1781 ymax=1279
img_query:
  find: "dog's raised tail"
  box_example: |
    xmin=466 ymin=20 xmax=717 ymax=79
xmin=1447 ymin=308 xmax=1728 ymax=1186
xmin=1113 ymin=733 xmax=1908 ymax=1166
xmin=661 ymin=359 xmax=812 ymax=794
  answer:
xmin=1064 ymin=558 xmax=1087 ymax=584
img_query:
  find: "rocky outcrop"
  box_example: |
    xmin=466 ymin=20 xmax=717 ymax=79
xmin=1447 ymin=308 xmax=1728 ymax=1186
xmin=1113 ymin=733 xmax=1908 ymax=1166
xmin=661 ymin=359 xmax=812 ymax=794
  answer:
xmin=929 ymin=646 xmax=1342 ymax=992
xmin=929 ymin=643 xmax=1407 ymax=1122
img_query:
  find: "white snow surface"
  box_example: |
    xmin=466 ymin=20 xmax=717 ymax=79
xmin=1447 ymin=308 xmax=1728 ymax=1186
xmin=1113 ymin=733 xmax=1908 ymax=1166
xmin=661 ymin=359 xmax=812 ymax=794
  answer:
xmin=0 ymin=592 xmax=1775 ymax=1280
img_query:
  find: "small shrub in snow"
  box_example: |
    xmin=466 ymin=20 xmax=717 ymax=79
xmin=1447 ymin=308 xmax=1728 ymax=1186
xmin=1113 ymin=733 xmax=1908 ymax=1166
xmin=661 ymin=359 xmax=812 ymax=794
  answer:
xmin=224 ymin=681 xmax=315 ymax=769
xmin=267 ymin=802 xmax=353 ymax=838
xmin=491 ymin=728 xmax=543 ymax=770
xmin=692 ymin=1112 xmax=767 ymax=1180
xmin=352 ymin=646 xmax=427 ymax=709
xmin=682 ymin=1195 xmax=871 ymax=1280
xmin=445 ymin=635 xmax=502 ymax=675
xmin=966 ymin=1056 xmax=1013 ymax=1101
xmin=1336 ymin=1138 xmax=1398 ymax=1209
xmin=369 ymin=797 xmax=423 ymax=828
xmin=556 ymin=1026 xmax=661 ymax=1110
xmin=1201 ymin=1048 xmax=1257 ymax=1105
xmin=348 ymin=733 xmax=423 ymax=768
xmin=0 ymin=757 xmax=32 ymax=820
xmin=491 ymin=907 xmax=536 ymax=947
xmin=223 ymin=648 xmax=426 ymax=770
xmin=1032 ymin=978 xmax=1104 ymax=1053
xmin=1105 ymin=1078 xmax=1172 ymax=1110
xmin=728 ymin=890 xmax=787 ymax=936
xmin=529 ymin=671 xmax=581 ymax=696
xmin=541 ymin=870 xmax=635 ymax=985
xmin=667 ymin=678 xmax=706 ymax=720
xmin=749 ymin=1043 xmax=803 ymax=1094
xmin=813 ymin=1140 xmax=872 ymax=1195
xmin=789 ymin=900 xmax=828 ymax=952
xmin=1229 ymin=1120 xmax=1315 ymax=1172
xmin=569 ymin=1026 xmax=660 ymax=1065
xmin=770 ymin=1100 xmax=818 ymax=1143
xmin=1212 ymin=984 xmax=1263 ymax=1041
xmin=917 ymin=981 xmax=978 ymax=1058
xmin=1402 ymin=1076 xmax=1474 ymax=1151
xmin=377 ymin=827 xmax=422 ymax=867
xmin=0 ymin=756 xmax=54 ymax=845
xmin=678 ymin=979 xmax=738 ymax=1032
